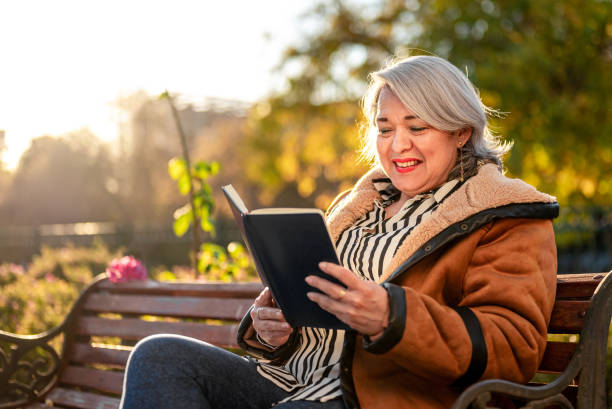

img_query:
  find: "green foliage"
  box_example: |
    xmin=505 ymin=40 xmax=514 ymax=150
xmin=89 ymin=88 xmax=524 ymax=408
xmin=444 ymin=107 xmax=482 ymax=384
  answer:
xmin=197 ymin=242 xmax=257 ymax=282
xmin=139 ymin=242 xmax=258 ymax=282
xmin=167 ymin=155 xmax=249 ymax=279
xmin=247 ymin=0 xmax=612 ymax=206
xmin=0 ymin=241 xmax=257 ymax=337
xmin=1 ymin=274 xmax=77 ymax=334
xmin=154 ymin=242 xmax=257 ymax=282
xmin=246 ymin=99 xmax=368 ymax=208
xmin=168 ymin=157 xmax=219 ymax=237
xmin=28 ymin=241 xmax=121 ymax=285
xmin=164 ymin=91 xmax=257 ymax=278
xmin=0 ymin=243 xmax=120 ymax=334
xmin=150 ymin=243 xmax=257 ymax=283
xmin=414 ymin=0 xmax=612 ymax=204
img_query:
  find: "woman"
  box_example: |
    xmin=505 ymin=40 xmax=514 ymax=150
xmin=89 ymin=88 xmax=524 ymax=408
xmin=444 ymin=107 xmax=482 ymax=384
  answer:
xmin=120 ymin=55 xmax=558 ymax=409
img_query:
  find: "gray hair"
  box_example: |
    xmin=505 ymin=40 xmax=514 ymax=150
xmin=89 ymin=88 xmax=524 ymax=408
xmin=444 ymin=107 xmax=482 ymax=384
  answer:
xmin=361 ymin=55 xmax=511 ymax=180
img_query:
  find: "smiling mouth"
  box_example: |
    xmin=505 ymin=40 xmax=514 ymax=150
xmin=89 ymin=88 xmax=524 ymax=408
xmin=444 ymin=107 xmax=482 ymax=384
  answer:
xmin=392 ymin=159 xmax=421 ymax=173
xmin=394 ymin=160 xmax=419 ymax=168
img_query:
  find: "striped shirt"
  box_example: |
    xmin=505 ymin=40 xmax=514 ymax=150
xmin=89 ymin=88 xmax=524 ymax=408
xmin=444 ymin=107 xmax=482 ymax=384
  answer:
xmin=257 ymin=178 xmax=462 ymax=404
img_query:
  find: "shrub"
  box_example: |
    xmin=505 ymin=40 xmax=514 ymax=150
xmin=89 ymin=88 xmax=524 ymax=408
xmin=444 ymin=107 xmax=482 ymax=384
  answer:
xmin=0 ymin=241 xmax=258 ymax=334
xmin=0 ymin=273 xmax=77 ymax=334
xmin=0 ymin=242 xmax=121 ymax=334
xmin=151 ymin=242 xmax=258 ymax=282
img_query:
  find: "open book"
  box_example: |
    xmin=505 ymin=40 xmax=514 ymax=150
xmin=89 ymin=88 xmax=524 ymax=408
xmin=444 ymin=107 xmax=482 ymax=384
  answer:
xmin=222 ymin=185 xmax=349 ymax=330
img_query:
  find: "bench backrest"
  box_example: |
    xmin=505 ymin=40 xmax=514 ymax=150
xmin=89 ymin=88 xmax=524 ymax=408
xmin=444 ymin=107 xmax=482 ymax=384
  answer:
xmin=534 ymin=272 xmax=607 ymax=404
xmin=45 ymin=278 xmax=263 ymax=409
xmin=540 ymin=273 xmax=604 ymax=370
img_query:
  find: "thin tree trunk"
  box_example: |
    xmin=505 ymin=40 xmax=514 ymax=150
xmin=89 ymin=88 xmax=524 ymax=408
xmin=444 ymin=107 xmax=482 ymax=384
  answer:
xmin=166 ymin=92 xmax=200 ymax=270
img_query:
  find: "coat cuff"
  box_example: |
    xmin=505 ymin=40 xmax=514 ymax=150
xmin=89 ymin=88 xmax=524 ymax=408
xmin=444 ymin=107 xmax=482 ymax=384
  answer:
xmin=237 ymin=305 xmax=301 ymax=363
xmin=451 ymin=306 xmax=488 ymax=388
xmin=362 ymin=282 xmax=406 ymax=354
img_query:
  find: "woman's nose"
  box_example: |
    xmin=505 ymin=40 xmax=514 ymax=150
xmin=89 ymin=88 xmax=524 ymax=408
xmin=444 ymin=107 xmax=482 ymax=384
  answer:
xmin=391 ymin=128 xmax=413 ymax=152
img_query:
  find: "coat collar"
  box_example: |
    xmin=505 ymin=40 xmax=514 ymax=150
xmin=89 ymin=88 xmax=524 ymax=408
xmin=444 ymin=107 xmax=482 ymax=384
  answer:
xmin=326 ymin=164 xmax=558 ymax=282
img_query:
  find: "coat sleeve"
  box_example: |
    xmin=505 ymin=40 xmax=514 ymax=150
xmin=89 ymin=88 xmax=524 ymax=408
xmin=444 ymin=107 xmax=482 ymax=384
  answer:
xmin=361 ymin=218 xmax=557 ymax=385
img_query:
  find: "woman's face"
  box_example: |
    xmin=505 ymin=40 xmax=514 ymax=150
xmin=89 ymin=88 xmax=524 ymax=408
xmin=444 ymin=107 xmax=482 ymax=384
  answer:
xmin=375 ymin=87 xmax=465 ymax=198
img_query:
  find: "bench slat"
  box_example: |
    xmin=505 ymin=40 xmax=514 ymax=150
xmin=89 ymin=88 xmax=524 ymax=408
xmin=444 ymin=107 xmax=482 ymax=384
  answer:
xmin=82 ymin=293 xmax=253 ymax=320
xmin=45 ymin=387 xmax=120 ymax=409
xmin=76 ymin=316 xmax=240 ymax=349
xmin=547 ymin=300 xmax=590 ymax=333
xmin=24 ymin=404 xmax=54 ymax=409
xmin=68 ymin=343 xmax=132 ymax=367
xmin=60 ymin=365 xmax=124 ymax=395
xmin=555 ymin=273 xmax=605 ymax=299
xmin=97 ymin=280 xmax=263 ymax=298
xmin=538 ymin=341 xmax=578 ymax=373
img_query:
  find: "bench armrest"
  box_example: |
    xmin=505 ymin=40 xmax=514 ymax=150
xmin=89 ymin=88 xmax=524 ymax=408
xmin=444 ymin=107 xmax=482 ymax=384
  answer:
xmin=0 ymin=327 xmax=63 ymax=409
xmin=0 ymin=274 xmax=109 ymax=409
xmin=450 ymin=378 xmax=576 ymax=409
xmin=0 ymin=328 xmax=68 ymax=409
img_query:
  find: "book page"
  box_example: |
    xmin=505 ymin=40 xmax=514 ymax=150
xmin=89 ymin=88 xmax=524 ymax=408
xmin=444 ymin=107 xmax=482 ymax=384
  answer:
xmin=221 ymin=184 xmax=249 ymax=215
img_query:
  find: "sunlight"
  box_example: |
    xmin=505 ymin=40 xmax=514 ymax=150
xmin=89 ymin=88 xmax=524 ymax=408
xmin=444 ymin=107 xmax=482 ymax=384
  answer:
xmin=0 ymin=0 xmax=312 ymax=170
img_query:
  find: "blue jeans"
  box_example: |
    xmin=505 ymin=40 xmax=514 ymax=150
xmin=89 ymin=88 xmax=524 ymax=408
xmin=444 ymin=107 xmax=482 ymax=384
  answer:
xmin=120 ymin=334 xmax=347 ymax=409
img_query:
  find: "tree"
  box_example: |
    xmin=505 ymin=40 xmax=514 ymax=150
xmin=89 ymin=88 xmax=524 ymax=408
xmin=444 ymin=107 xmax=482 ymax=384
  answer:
xmin=115 ymin=92 xmax=252 ymax=225
xmin=2 ymin=130 xmax=121 ymax=224
xmin=246 ymin=0 xmax=612 ymax=205
xmin=415 ymin=0 xmax=612 ymax=204
xmin=245 ymin=99 xmax=368 ymax=209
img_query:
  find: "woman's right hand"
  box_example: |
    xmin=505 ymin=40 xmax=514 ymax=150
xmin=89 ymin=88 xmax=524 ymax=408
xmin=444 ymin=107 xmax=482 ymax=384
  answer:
xmin=251 ymin=287 xmax=292 ymax=347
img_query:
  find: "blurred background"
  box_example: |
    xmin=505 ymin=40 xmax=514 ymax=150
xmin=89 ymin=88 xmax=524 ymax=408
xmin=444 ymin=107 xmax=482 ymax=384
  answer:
xmin=0 ymin=0 xmax=610 ymax=280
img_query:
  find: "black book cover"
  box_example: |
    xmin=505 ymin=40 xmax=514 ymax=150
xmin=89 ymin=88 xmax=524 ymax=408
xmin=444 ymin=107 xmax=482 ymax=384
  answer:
xmin=222 ymin=185 xmax=349 ymax=330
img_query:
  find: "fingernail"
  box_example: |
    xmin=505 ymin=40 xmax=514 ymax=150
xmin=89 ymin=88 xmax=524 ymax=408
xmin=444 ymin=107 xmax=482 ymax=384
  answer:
xmin=318 ymin=262 xmax=327 ymax=269
xmin=305 ymin=276 xmax=313 ymax=284
xmin=306 ymin=292 xmax=315 ymax=300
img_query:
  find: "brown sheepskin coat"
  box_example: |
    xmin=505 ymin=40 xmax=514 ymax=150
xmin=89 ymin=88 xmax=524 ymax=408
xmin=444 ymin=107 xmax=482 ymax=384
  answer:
xmin=239 ymin=164 xmax=558 ymax=409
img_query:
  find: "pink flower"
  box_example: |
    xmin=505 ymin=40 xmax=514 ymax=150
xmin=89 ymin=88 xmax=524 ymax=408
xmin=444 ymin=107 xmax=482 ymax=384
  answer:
xmin=106 ymin=256 xmax=148 ymax=283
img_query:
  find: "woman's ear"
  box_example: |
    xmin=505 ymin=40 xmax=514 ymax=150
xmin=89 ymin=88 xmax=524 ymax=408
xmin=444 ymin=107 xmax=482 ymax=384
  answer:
xmin=457 ymin=127 xmax=473 ymax=146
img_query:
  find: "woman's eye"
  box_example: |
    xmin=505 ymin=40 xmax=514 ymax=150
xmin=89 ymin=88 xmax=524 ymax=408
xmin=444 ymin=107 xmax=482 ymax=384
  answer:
xmin=378 ymin=128 xmax=392 ymax=136
xmin=410 ymin=126 xmax=426 ymax=132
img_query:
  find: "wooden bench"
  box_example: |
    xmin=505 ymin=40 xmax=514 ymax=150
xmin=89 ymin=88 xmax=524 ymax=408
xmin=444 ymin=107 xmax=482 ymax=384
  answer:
xmin=0 ymin=272 xmax=609 ymax=409
xmin=0 ymin=275 xmax=263 ymax=409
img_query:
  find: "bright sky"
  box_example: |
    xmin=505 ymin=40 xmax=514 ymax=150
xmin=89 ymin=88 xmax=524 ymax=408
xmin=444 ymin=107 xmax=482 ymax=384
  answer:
xmin=0 ymin=0 xmax=316 ymax=170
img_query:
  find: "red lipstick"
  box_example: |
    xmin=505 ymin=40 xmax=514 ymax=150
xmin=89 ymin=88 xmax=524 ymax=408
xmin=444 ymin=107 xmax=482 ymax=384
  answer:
xmin=392 ymin=158 xmax=421 ymax=173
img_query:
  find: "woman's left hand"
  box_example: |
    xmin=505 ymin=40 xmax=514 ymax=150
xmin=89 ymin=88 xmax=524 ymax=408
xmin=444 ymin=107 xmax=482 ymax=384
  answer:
xmin=306 ymin=262 xmax=389 ymax=338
